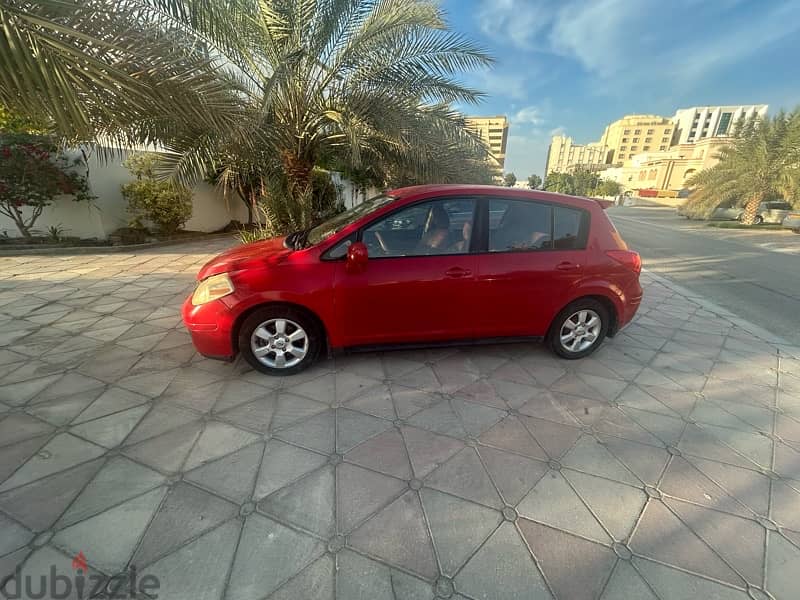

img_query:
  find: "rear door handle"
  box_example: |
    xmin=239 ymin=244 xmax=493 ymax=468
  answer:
xmin=556 ymin=262 xmax=580 ymax=271
xmin=445 ymin=267 xmax=472 ymax=278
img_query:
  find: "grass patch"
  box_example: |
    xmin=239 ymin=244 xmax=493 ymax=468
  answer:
xmin=705 ymin=222 xmax=785 ymax=230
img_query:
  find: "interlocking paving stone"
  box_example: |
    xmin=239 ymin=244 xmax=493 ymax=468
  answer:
xmin=132 ymin=482 xmax=238 ymax=567
xmin=345 ymin=384 xmax=396 ymax=419
xmin=666 ymin=498 xmax=765 ymax=586
xmin=564 ymin=470 xmax=647 ymax=542
xmin=420 ymin=488 xmax=501 ymax=576
xmin=344 ymin=428 xmax=413 ymax=480
xmin=0 ymin=433 xmax=105 ymax=492
xmin=633 ymin=557 xmax=750 ymax=600
xmin=336 ymin=463 xmax=406 ymax=533
xmin=400 ymin=426 xmax=464 ymax=479
xmin=600 ymin=560 xmax=658 ymax=600
xmin=630 ymin=499 xmax=743 ymax=586
xmin=701 ymin=424 xmax=773 ymax=468
xmin=124 ymin=402 xmax=200 ymax=445
xmin=69 ymin=404 xmax=149 ymax=448
xmin=3 ymin=545 xmax=105 ymax=599
xmin=58 ymin=456 xmax=166 ymax=528
xmin=770 ymin=481 xmax=800 ymax=531
xmin=425 ymin=447 xmax=503 ymax=508
xmin=562 ymin=435 xmax=641 ymax=485
xmin=52 ymin=486 xmax=166 ymax=574
xmin=0 ymin=512 xmax=33 ymax=556
xmin=183 ymin=421 xmax=260 ymax=471
xmin=0 ymin=413 xmax=54 ymax=446
xmin=766 ymin=530 xmax=800 ymax=599
xmin=24 ymin=388 xmax=103 ymax=426
xmin=0 ymin=374 xmax=62 ymax=406
xmin=336 ymin=408 xmax=393 ymax=453
xmin=270 ymin=392 xmax=328 ymax=429
xmin=455 ymin=521 xmax=552 ymax=600
xmin=0 ymin=547 xmax=29 ymax=584
xmin=518 ymin=414 xmax=582 ymax=459
xmin=226 ymin=514 xmax=325 ymax=600
xmin=0 ymin=434 xmax=50 ymax=483
xmin=349 ymin=491 xmax=437 ymax=579
xmin=406 ymin=400 xmax=468 ymax=438
xmin=773 ymin=441 xmax=800 ymax=480
xmin=122 ymin=421 xmax=203 ymax=473
xmin=479 ymin=415 xmax=548 ymax=459
xmin=451 ymin=398 xmax=506 ymax=436
xmin=183 ymin=442 xmax=262 ymax=503
xmin=269 ymin=554 xmax=334 ymax=600
xmin=478 ymin=446 xmax=548 ymax=505
xmin=258 ymin=465 xmax=335 ymax=537
xmin=0 ymin=459 xmax=102 ymax=532
xmin=517 ymin=470 xmax=610 ymax=543
xmin=73 ymin=386 xmax=149 ymax=424
xmin=336 ymin=549 xmax=433 ymax=600
xmin=138 ymin=520 xmax=239 ymax=600
xmin=519 ymin=519 xmax=617 ymax=600
xmin=217 ymin=396 xmax=276 ymax=433
xmin=679 ymin=424 xmax=758 ymax=469
xmin=661 ymin=456 xmax=756 ymax=517
xmin=254 ymin=439 xmax=328 ymax=500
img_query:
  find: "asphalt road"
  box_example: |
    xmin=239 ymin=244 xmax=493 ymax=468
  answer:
xmin=608 ymin=205 xmax=800 ymax=345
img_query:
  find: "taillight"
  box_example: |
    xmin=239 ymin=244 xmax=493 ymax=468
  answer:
xmin=606 ymin=250 xmax=641 ymax=275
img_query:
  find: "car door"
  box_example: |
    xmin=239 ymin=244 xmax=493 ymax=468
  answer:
xmin=473 ymin=197 xmax=589 ymax=338
xmin=333 ymin=197 xmax=479 ymax=347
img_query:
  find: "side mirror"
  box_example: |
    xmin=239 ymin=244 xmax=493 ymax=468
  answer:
xmin=345 ymin=241 xmax=369 ymax=273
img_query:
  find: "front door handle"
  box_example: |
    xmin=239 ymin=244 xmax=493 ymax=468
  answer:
xmin=556 ymin=262 xmax=580 ymax=271
xmin=445 ymin=267 xmax=472 ymax=278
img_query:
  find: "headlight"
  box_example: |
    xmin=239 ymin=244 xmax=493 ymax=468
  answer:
xmin=191 ymin=273 xmax=234 ymax=306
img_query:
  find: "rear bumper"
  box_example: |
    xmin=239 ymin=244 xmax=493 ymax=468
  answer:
xmin=182 ymin=296 xmax=236 ymax=360
xmin=617 ymin=282 xmax=643 ymax=332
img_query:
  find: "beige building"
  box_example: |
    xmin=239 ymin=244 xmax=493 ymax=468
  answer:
xmin=545 ymin=135 xmax=609 ymax=175
xmin=466 ymin=115 xmax=509 ymax=172
xmin=599 ymin=114 xmax=674 ymax=164
xmin=601 ymin=137 xmax=727 ymax=193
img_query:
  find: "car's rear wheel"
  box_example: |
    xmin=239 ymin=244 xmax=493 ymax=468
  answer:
xmin=239 ymin=307 xmax=321 ymax=375
xmin=753 ymin=215 xmax=764 ymax=225
xmin=548 ymin=299 xmax=609 ymax=359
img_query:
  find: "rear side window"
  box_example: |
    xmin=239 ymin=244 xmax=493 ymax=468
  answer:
xmin=553 ymin=206 xmax=589 ymax=249
xmin=489 ymin=199 xmax=552 ymax=252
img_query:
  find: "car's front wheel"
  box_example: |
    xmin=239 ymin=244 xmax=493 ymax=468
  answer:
xmin=239 ymin=307 xmax=321 ymax=375
xmin=548 ymin=299 xmax=609 ymax=359
xmin=753 ymin=215 xmax=764 ymax=225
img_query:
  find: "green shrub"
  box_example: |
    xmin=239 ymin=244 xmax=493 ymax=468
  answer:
xmin=121 ymin=153 xmax=192 ymax=234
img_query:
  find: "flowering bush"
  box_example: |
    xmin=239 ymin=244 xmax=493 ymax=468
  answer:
xmin=121 ymin=153 xmax=193 ymax=234
xmin=0 ymin=134 xmax=93 ymax=239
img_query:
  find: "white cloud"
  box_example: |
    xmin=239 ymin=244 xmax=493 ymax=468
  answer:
xmin=513 ymin=106 xmax=545 ymax=125
xmin=474 ymin=0 xmax=800 ymax=91
xmin=548 ymin=126 xmax=567 ymax=137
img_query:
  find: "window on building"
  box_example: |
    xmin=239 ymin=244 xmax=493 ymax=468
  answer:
xmin=620 ymin=146 xmax=627 ymax=151
xmin=643 ymin=146 xmax=650 ymax=151
xmin=661 ymin=137 xmax=669 ymax=143
xmin=634 ymin=129 xmax=641 ymax=134
xmin=664 ymin=129 xmax=671 ymax=134
xmin=632 ymin=137 xmax=639 ymax=143
xmin=645 ymin=137 xmax=652 ymax=142
xmin=631 ymin=146 xmax=638 ymax=151
xmin=659 ymin=145 xmax=666 ymax=151
xmin=621 ymin=138 xmax=628 ymax=143
xmin=623 ymin=129 xmax=630 ymax=135
xmin=647 ymin=129 xmax=654 ymax=134
xmin=716 ymin=112 xmax=732 ymax=135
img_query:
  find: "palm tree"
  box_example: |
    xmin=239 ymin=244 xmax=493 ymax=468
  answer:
xmin=686 ymin=110 xmax=800 ymax=224
xmin=0 ymin=0 xmax=494 ymax=228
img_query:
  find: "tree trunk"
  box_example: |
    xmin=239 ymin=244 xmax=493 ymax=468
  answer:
xmin=281 ymin=151 xmax=314 ymax=229
xmin=740 ymin=193 xmax=764 ymax=225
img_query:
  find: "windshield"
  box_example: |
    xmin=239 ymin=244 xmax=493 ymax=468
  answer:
xmin=305 ymin=194 xmax=395 ymax=246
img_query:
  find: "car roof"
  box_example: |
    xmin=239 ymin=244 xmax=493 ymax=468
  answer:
xmin=386 ymin=184 xmax=599 ymax=211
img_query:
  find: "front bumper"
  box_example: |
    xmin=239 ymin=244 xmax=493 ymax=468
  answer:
xmin=182 ymin=296 xmax=236 ymax=360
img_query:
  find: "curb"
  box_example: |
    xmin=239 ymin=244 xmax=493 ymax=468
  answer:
xmin=642 ymin=268 xmax=798 ymax=356
xmin=0 ymin=232 xmax=236 ymax=256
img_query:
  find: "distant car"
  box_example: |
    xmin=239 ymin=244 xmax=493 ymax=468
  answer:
xmin=183 ymin=184 xmax=643 ymax=375
xmin=783 ymin=211 xmax=800 ymax=233
xmin=737 ymin=201 xmax=793 ymax=224
xmin=676 ymin=202 xmax=739 ymax=220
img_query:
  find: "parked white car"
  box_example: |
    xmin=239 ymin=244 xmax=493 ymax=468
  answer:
xmin=737 ymin=201 xmax=793 ymax=224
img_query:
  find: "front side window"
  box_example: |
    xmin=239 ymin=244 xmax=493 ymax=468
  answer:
xmin=306 ymin=194 xmax=394 ymax=246
xmin=362 ymin=198 xmax=476 ymax=257
xmin=488 ymin=199 xmax=552 ymax=252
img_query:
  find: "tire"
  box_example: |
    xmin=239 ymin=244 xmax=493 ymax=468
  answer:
xmin=239 ymin=306 xmax=322 ymax=375
xmin=547 ymin=299 xmax=610 ymax=360
xmin=753 ymin=215 xmax=764 ymax=225
xmin=792 ymin=228 xmax=800 ymax=234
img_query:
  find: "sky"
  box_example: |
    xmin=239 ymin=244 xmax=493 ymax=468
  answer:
xmin=441 ymin=0 xmax=800 ymax=179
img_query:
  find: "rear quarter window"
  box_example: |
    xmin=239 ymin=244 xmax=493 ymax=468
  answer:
xmin=553 ymin=206 xmax=590 ymax=250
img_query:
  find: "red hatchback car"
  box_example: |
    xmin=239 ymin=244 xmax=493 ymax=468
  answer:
xmin=183 ymin=184 xmax=642 ymax=375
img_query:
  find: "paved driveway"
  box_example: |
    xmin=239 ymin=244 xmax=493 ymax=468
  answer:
xmin=1 ymin=238 xmax=800 ymax=600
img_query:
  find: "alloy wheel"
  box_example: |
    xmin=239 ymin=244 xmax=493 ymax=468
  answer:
xmin=250 ymin=318 xmax=308 ymax=369
xmin=559 ymin=309 xmax=602 ymax=353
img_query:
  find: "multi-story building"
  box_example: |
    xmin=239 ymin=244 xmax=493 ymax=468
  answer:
xmin=598 ymin=114 xmax=674 ymax=164
xmin=671 ymin=105 xmax=768 ymax=144
xmin=545 ymin=135 xmax=609 ymax=175
xmin=465 ymin=116 xmax=509 ymax=172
